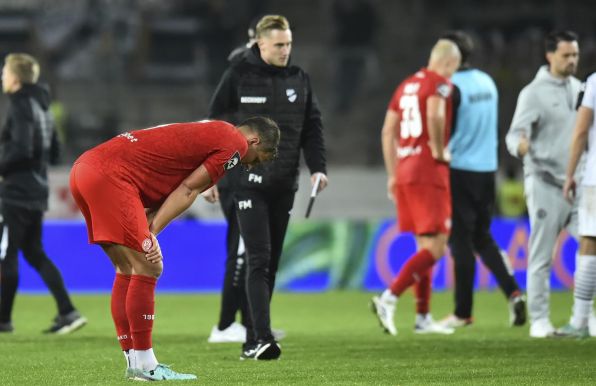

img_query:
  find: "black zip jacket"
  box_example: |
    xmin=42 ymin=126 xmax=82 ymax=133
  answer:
xmin=208 ymin=44 xmax=327 ymax=191
xmin=0 ymin=83 xmax=59 ymax=211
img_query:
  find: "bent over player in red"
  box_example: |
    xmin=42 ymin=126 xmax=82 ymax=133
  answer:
xmin=371 ymin=40 xmax=461 ymax=336
xmin=69 ymin=117 xmax=279 ymax=380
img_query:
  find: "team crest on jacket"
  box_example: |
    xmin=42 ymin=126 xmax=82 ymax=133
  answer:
xmin=225 ymin=151 xmax=241 ymax=171
xmin=286 ymin=88 xmax=297 ymax=103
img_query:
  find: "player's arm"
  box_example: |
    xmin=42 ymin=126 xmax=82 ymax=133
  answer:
xmin=427 ymin=95 xmax=448 ymax=162
xmin=149 ymin=165 xmax=213 ymax=235
xmin=301 ymin=73 xmax=328 ymax=192
xmin=381 ymin=109 xmax=399 ymax=200
xmin=564 ymin=105 xmax=593 ymax=201
xmin=506 ymin=88 xmax=538 ymax=158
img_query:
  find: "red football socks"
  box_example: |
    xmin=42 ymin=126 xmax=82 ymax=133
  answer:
xmin=414 ymin=268 xmax=432 ymax=314
xmin=389 ymin=249 xmax=436 ymax=297
xmin=111 ymin=273 xmax=132 ymax=351
xmin=126 ymin=275 xmax=157 ymax=350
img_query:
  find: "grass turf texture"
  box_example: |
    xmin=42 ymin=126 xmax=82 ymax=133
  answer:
xmin=1 ymin=291 xmax=594 ymax=385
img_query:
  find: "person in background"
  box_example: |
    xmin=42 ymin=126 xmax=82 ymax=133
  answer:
xmin=205 ymin=15 xmax=328 ymax=360
xmin=371 ymin=40 xmax=460 ymax=336
xmin=506 ymin=30 xmax=582 ymax=338
xmin=0 ymin=53 xmax=87 ymax=335
xmin=437 ymin=31 xmax=525 ymax=329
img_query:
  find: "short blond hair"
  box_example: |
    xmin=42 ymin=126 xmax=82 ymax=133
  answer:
xmin=255 ymin=15 xmax=290 ymax=39
xmin=5 ymin=53 xmax=40 ymax=84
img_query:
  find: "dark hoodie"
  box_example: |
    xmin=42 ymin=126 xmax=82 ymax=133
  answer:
xmin=208 ymin=43 xmax=326 ymax=191
xmin=0 ymin=83 xmax=59 ymax=211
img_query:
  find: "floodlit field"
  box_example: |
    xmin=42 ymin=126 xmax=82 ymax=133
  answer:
xmin=2 ymin=291 xmax=594 ymax=385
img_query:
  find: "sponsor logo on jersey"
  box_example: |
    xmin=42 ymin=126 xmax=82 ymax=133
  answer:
xmin=404 ymin=82 xmax=420 ymax=95
xmin=118 ymin=132 xmax=138 ymax=142
xmin=224 ymin=151 xmax=241 ymax=171
xmin=241 ymin=96 xmax=267 ymax=104
xmin=141 ymin=238 xmax=153 ymax=252
xmin=397 ymin=145 xmax=422 ymax=159
xmin=437 ymin=83 xmax=451 ymax=98
xmin=286 ymin=88 xmax=297 ymax=102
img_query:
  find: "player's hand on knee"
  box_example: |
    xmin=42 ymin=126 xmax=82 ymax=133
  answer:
xmin=145 ymin=233 xmax=163 ymax=264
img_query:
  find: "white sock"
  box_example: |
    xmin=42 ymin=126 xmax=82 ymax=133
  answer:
xmin=381 ymin=289 xmax=397 ymax=304
xmin=123 ymin=349 xmax=136 ymax=369
xmin=571 ymin=299 xmax=593 ymax=329
xmin=135 ymin=348 xmax=159 ymax=371
xmin=415 ymin=313 xmax=429 ymax=325
xmin=571 ymin=255 xmax=596 ymax=328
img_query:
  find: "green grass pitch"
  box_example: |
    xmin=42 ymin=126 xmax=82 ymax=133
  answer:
xmin=2 ymin=291 xmax=594 ymax=385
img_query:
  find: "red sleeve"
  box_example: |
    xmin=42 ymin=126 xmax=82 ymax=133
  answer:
xmin=202 ymin=129 xmax=247 ymax=184
xmin=432 ymin=75 xmax=452 ymax=99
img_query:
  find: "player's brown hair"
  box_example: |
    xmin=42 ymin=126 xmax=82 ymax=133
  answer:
xmin=5 ymin=53 xmax=40 ymax=84
xmin=255 ymin=15 xmax=290 ymax=39
xmin=240 ymin=116 xmax=280 ymax=159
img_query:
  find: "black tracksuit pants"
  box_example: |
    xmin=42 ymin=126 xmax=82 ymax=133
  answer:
xmin=216 ymin=188 xmax=249 ymax=330
xmin=449 ymin=169 xmax=520 ymax=319
xmin=0 ymin=203 xmax=75 ymax=323
xmin=234 ymin=188 xmax=294 ymax=345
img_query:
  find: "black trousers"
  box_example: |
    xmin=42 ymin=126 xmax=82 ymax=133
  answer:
xmin=234 ymin=189 xmax=294 ymax=345
xmin=0 ymin=203 xmax=75 ymax=323
xmin=449 ymin=169 xmax=520 ymax=319
xmin=216 ymin=188 xmax=249 ymax=330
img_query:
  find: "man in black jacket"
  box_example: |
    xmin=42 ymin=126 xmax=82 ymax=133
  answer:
xmin=204 ymin=15 xmax=328 ymax=360
xmin=0 ymin=53 xmax=86 ymax=334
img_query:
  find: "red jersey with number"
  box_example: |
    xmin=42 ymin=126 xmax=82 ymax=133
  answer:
xmin=77 ymin=120 xmax=247 ymax=208
xmin=388 ymin=68 xmax=453 ymax=188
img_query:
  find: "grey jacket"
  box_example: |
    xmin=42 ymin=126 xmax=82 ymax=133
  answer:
xmin=506 ymin=65 xmax=582 ymax=185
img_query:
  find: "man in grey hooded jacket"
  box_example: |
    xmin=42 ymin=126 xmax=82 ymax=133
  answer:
xmin=506 ymin=31 xmax=582 ymax=338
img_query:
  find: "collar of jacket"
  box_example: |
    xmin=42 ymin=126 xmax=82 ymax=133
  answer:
xmin=245 ymin=43 xmax=293 ymax=75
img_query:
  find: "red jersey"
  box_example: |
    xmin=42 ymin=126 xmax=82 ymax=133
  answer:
xmin=388 ymin=68 xmax=453 ymax=187
xmin=77 ymin=120 xmax=247 ymax=208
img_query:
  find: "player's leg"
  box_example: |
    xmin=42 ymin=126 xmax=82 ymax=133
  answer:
xmin=472 ymin=172 xmax=525 ymax=326
xmin=265 ymin=190 xmax=295 ymax=341
xmin=525 ymin=175 xmax=566 ymax=337
xmin=556 ymin=186 xmax=596 ymax=338
xmin=19 ymin=208 xmax=86 ymax=334
xmin=446 ymin=169 xmax=478 ymax=325
xmin=372 ymin=184 xmax=450 ymax=336
xmin=235 ymin=190 xmax=281 ymax=360
xmin=0 ymin=203 xmax=25 ymax=332
xmin=209 ymin=188 xmax=247 ymax=343
xmin=100 ymin=244 xmax=135 ymax=376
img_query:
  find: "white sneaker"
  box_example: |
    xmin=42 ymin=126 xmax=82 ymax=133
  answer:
xmin=370 ymin=295 xmax=397 ymax=336
xmin=207 ymin=322 xmax=246 ymax=343
xmin=439 ymin=314 xmax=473 ymax=329
xmin=415 ymin=314 xmax=455 ymax=335
xmin=529 ymin=319 xmax=555 ymax=338
xmin=589 ymin=313 xmax=596 ymax=337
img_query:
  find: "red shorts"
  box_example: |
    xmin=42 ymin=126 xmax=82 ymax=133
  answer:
xmin=395 ymin=183 xmax=451 ymax=235
xmin=69 ymin=161 xmax=151 ymax=253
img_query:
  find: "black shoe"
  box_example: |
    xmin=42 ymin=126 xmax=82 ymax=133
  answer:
xmin=0 ymin=321 xmax=14 ymax=333
xmin=43 ymin=310 xmax=87 ymax=334
xmin=240 ymin=341 xmax=281 ymax=360
xmin=509 ymin=294 xmax=527 ymax=327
